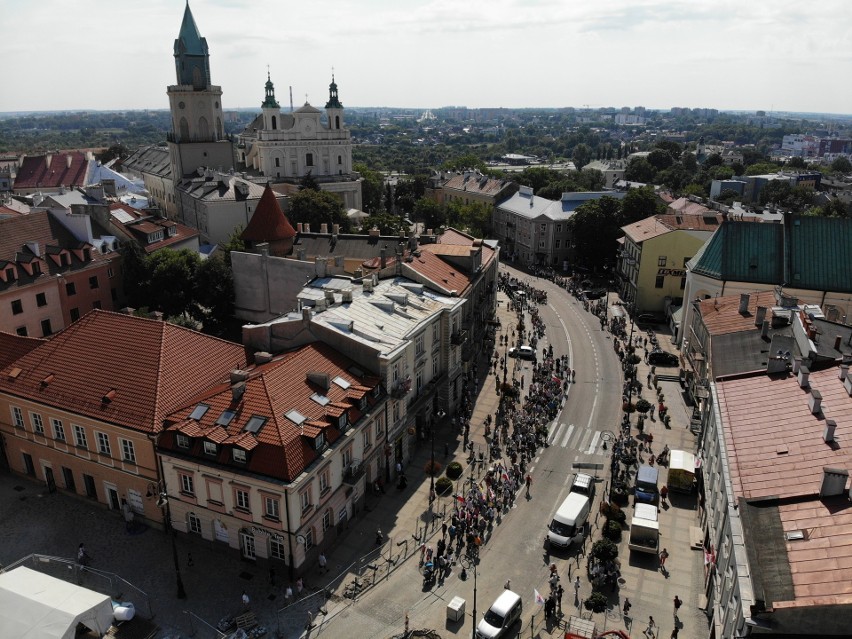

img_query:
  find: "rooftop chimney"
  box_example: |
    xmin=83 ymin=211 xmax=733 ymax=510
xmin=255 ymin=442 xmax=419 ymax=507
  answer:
xmin=320 ymin=223 xmax=328 ymax=234
xmin=739 ymin=293 xmax=750 ymax=315
xmin=380 ymin=247 xmax=387 ymax=269
xmin=302 ymin=307 xmax=312 ymax=323
xmin=254 ymin=352 xmax=273 ymax=365
xmin=231 ymin=381 xmax=246 ymax=403
xmin=761 ymin=320 xmax=770 ymax=339
xmin=297 ymin=223 xmax=304 ymax=232
xmin=820 ymin=466 xmax=846 ymax=495
xmin=824 ymin=420 xmax=838 ymax=445
xmin=230 ymin=369 xmax=249 ymax=384
xmin=798 ymin=366 xmax=810 ymax=388
xmin=369 ymin=227 xmax=380 ymax=237
xmin=332 ymin=223 xmax=340 ymax=236
xmin=835 ymin=335 xmax=843 ymax=351
xmin=793 ymin=357 xmax=802 ymax=374
xmin=844 ymin=374 xmax=852 ymax=397
xmin=809 ymin=389 xmax=822 ymax=414
xmin=66 ymin=154 xmax=73 ymax=169
xmin=754 ymin=306 xmax=767 ymax=327
xmin=304 ymin=223 xmax=311 ymax=233
xmin=840 ymin=364 xmax=849 ymax=381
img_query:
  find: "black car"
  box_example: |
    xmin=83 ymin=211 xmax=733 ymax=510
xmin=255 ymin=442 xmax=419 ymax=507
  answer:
xmin=581 ymin=289 xmax=607 ymax=300
xmin=636 ymin=313 xmax=666 ymax=326
xmin=648 ymin=350 xmax=679 ymax=367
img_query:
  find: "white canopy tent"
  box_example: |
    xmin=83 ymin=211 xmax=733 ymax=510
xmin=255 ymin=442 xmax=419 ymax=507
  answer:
xmin=0 ymin=566 xmax=114 ymax=639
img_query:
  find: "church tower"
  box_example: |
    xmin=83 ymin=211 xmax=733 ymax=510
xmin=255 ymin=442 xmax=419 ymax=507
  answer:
xmin=167 ymin=2 xmax=233 ymax=181
xmin=324 ymin=74 xmax=344 ymax=131
xmin=262 ymin=72 xmax=281 ymax=131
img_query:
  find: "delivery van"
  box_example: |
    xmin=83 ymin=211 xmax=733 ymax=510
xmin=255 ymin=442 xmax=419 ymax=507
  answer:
xmin=667 ymin=449 xmax=696 ymax=493
xmin=546 ymin=492 xmax=590 ymax=548
xmin=476 ymin=589 xmax=522 ymax=639
xmin=628 ymin=503 xmax=660 ymax=553
xmin=635 ymin=464 xmax=659 ymax=504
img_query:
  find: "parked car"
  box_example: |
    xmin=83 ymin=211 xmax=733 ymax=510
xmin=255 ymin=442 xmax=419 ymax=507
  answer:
xmin=476 ymin=589 xmax=523 ymax=639
xmin=509 ymin=345 xmax=536 ymax=360
xmin=581 ymin=289 xmax=607 ymax=300
xmin=636 ymin=313 xmax=666 ymax=325
xmin=648 ymin=350 xmax=679 ymax=366
xmin=570 ymin=472 xmax=596 ymax=500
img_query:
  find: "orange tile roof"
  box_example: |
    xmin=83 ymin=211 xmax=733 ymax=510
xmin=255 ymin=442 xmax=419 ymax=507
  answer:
xmin=161 ymin=341 xmax=382 ymax=481
xmin=405 ymin=249 xmax=472 ymax=296
xmin=697 ymin=290 xmax=778 ymax=336
xmin=0 ymin=310 xmax=246 ymax=433
xmin=0 ymin=331 xmax=46 ymax=369
xmin=622 ymin=213 xmax=723 ymax=243
xmin=438 ymin=228 xmax=477 ymax=245
xmin=443 ymin=173 xmax=510 ymax=197
xmin=717 ymin=366 xmax=852 ymax=501
xmin=240 ymin=184 xmax=296 ymax=242
xmin=13 ymin=152 xmax=88 ymax=191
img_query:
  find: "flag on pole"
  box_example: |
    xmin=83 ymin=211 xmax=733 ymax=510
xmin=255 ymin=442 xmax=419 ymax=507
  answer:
xmin=534 ymin=588 xmax=546 ymax=606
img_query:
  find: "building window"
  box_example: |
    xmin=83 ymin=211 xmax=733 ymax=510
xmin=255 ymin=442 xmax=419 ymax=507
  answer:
xmin=415 ymin=334 xmax=424 ymax=356
xmin=203 ymin=441 xmax=218 ymax=456
xmin=97 ymin=432 xmax=111 ymax=455
xmin=265 ymin=496 xmax=280 ymax=520
xmin=392 ymin=401 xmax=400 ymax=423
xmin=52 ymin=418 xmax=65 ymax=442
xmin=31 ymin=413 xmax=44 ymax=435
xmin=363 ymin=429 xmax=372 ymax=450
xmin=73 ymin=425 xmax=87 ymax=448
xmin=555 ymin=240 xmax=561 ymax=249
xmin=36 ymin=292 xmax=47 ymax=307
xmin=342 ymin=446 xmax=352 ymax=470
xmin=433 ymin=356 xmax=439 ymax=377
xmin=11 ymin=299 xmax=22 ymax=315
xmin=188 ymin=512 xmax=202 ymax=534
xmin=655 ymin=275 xmax=665 ymax=289
xmin=432 ymin=321 xmax=440 ymax=343
xmin=176 ymin=433 xmax=190 ymax=449
xmin=375 ymin=414 xmax=385 ymax=436
xmin=180 ymin=473 xmax=195 ymax=495
xmin=66 ymin=282 xmax=76 ymax=296
xmin=657 ymin=255 xmax=667 ymax=267
xmin=275 ymin=157 xmax=280 ymax=167
xmin=92 ymin=300 xmax=101 ymax=310
xmin=556 ymin=224 xmax=562 ymax=233
xmin=70 ymin=308 xmax=80 ymax=322
xmin=11 ymin=407 xmax=24 ymax=429
xmin=270 ymin=538 xmax=286 ymax=560
xmin=322 ymin=509 xmax=332 ymax=531
xmin=41 ymin=319 xmax=52 ymax=336
xmin=108 ymin=267 xmax=114 ymax=278
xmin=121 ymin=439 xmax=136 ymax=464
xmin=15 ymin=327 xmax=27 ymax=336
xmin=110 ymin=287 xmax=118 ymax=302
xmin=233 ymin=448 xmax=247 ymax=463
xmin=680 ymin=276 xmax=686 ymax=290
xmin=319 ymin=468 xmax=330 ymax=495
xmin=300 ymin=488 xmax=312 ymax=512
xmin=304 ymin=529 xmax=314 ymax=549
xmin=89 ymin=276 xmax=99 ymax=290
xmin=306 ymin=153 xmax=314 ymax=167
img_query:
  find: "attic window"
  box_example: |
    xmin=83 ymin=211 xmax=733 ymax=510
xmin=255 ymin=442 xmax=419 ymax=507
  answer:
xmin=311 ymin=393 xmax=330 ymax=406
xmin=189 ymin=403 xmax=210 ymax=421
xmin=244 ymin=415 xmax=267 ymax=434
xmin=785 ymin=530 xmax=805 ymax=542
xmin=315 ymin=432 xmax=326 ymax=451
xmin=286 ymin=409 xmax=307 ymax=426
xmin=216 ymin=410 xmax=236 ymax=426
xmin=332 ymin=376 xmax=350 ymax=390
xmin=8 ymin=367 xmax=22 ymax=380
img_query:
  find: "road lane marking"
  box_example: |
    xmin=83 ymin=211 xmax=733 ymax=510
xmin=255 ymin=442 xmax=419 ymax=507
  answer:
xmin=560 ymin=424 xmax=575 ymax=448
xmin=585 ymin=431 xmax=601 ymax=455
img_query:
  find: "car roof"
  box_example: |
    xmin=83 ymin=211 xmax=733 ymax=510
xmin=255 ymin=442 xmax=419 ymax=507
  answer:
xmin=490 ymin=589 xmax=521 ymax=614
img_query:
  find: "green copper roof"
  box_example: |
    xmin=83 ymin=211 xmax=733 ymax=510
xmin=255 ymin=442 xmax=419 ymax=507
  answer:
xmin=325 ymin=75 xmax=343 ymax=109
xmin=262 ymin=72 xmax=280 ymax=109
xmin=692 ymin=216 xmax=852 ymax=292
xmin=174 ymin=2 xmax=207 ymax=56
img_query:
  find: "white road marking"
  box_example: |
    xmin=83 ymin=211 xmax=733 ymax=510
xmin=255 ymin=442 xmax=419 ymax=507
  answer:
xmin=560 ymin=424 xmax=575 ymax=448
xmin=585 ymin=431 xmax=601 ymax=455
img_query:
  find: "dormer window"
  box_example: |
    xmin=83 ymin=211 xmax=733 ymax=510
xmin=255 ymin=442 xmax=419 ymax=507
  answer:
xmin=189 ymin=404 xmax=210 ymax=421
xmin=5 ymin=267 xmax=15 ymax=281
xmin=167 ymin=226 xmax=176 ymax=237
xmin=176 ymin=433 xmax=190 ymax=449
xmin=358 ymin=397 xmax=367 ymax=411
xmin=315 ymin=432 xmax=326 ymax=451
xmin=233 ymin=448 xmax=247 ymax=463
xmin=82 ymin=248 xmax=91 ymax=261
xmin=338 ymin=414 xmax=347 ymax=430
xmin=203 ymin=441 xmax=218 ymax=456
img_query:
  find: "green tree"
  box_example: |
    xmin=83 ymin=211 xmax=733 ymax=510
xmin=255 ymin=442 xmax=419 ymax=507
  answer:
xmin=811 ymin=198 xmax=850 ymax=218
xmin=621 ymin=186 xmax=660 ymax=223
xmin=647 ymin=148 xmax=675 ymax=171
xmin=147 ymin=249 xmax=201 ymax=318
xmin=787 ymin=156 xmax=807 ymax=169
xmin=624 ymin=157 xmax=656 ymax=183
xmin=516 ymin=167 xmax=565 ymax=193
xmin=571 ymin=143 xmax=593 ymax=169
xmin=220 ymin=225 xmax=246 ymax=268
xmin=413 ymin=197 xmax=447 ymax=230
xmin=745 ymin=162 xmax=781 ymax=176
xmin=354 ymin=163 xmax=385 ymax=213
xmin=681 ymin=183 xmax=707 ymax=198
xmin=289 ymin=188 xmax=351 ymax=232
xmin=299 ymin=171 xmax=320 ymax=191
xmin=759 ymin=180 xmax=791 ymax=206
xmin=566 ymin=196 xmax=623 ymax=269
xmin=119 ymin=241 xmax=150 ymax=309
xmin=442 ymin=153 xmax=487 ymax=172
xmin=361 ymin=212 xmax=409 ymax=235
xmin=831 ymin=157 xmax=852 ymax=173
xmin=193 ymin=255 xmax=234 ymax=335
xmin=447 ymin=200 xmax=492 ymax=238
xmin=716 ymin=189 xmax=741 ymax=205
xmin=704 ymin=153 xmax=724 ymax=168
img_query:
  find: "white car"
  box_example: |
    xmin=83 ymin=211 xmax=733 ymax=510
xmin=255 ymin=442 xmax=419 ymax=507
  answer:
xmin=508 ymin=345 xmax=536 ymax=360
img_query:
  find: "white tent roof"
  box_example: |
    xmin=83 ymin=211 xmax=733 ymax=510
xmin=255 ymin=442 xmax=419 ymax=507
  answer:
xmin=0 ymin=566 xmax=114 ymax=639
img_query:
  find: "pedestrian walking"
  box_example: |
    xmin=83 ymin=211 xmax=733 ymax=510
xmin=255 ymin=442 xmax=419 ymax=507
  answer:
xmin=670 ymin=627 xmax=679 ymax=638
xmin=556 ymin=584 xmax=564 ymax=614
xmin=318 ymin=551 xmax=328 ymax=574
xmin=644 ymin=615 xmax=656 ymax=637
xmin=623 ymin=598 xmax=632 ymax=617
xmin=573 ymin=575 xmax=581 ymax=599
xmin=296 ymin=578 xmax=304 ymax=597
xmin=525 ymin=473 xmax=532 ymax=497
xmin=660 ymin=485 xmax=669 ymax=504
xmin=76 ymin=543 xmax=91 ymax=566
xmin=241 ymin=591 xmax=250 ymax=608
xmin=285 ymin=585 xmax=293 ymax=602
xmin=673 ymin=595 xmax=682 ymax=620
xmin=659 ymin=547 xmax=669 ymax=570
xmin=504 ymin=579 xmax=511 ymax=590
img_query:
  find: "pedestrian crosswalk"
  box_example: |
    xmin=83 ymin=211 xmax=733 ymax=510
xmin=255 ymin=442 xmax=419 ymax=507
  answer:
xmin=547 ymin=421 xmax=605 ymax=455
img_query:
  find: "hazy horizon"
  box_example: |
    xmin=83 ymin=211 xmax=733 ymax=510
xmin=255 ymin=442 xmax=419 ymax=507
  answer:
xmin=2 ymin=0 xmax=850 ymax=115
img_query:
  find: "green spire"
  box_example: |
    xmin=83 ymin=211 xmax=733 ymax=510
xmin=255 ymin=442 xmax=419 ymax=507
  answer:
xmin=174 ymin=1 xmax=207 ymax=57
xmin=325 ymin=73 xmax=343 ymax=109
xmin=262 ymin=70 xmax=280 ymax=109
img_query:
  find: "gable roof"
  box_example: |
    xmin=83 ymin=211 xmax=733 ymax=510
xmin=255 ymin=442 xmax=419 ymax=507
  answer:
xmin=697 ymin=290 xmax=779 ymax=336
xmin=0 ymin=310 xmax=246 ymax=433
xmin=123 ymin=145 xmax=172 ymax=180
xmin=403 ymin=248 xmax=472 ymax=296
xmin=692 ymin=217 xmax=852 ymax=292
xmin=162 ymin=341 xmax=381 ymax=481
xmin=108 ymin=203 xmax=199 ymax=254
xmin=240 ymin=184 xmax=296 ymax=242
xmin=13 ymin=153 xmax=89 ymax=191
xmin=0 ymin=332 xmax=46 ymax=370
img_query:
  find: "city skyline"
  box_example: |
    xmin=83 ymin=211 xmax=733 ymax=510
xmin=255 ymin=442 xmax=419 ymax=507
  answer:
xmin=1 ymin=0 xmax=851 ymax=115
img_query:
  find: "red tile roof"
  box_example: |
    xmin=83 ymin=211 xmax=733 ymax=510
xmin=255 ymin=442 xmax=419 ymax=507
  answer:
xmin=437 ymin=228 xmax=477 ymax=245
xmin=108 ymin=203 xmax=199 ymax=254
xmin=404 ymin=249 xmax=472 ymax=296
xmin=240 ymin=184 xmax=296 ymax=242
xmin=0 ymin=310 xmax=246 ymax=433
xmin=622 ymin=213 xmax=722 ymax=243
xmin=697 ymin=290 xmax=778 ymax=336
xmin=161 ymin=341 xmax=382 ymax=482
xmin=0 ymin=331 xmax=46 ymax=369
xmin=13 ymin=152 xmax=88 ymax=191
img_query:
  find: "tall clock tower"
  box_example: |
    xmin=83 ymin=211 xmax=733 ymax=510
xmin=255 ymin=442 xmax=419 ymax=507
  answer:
xmin=167 ymin=2 xmax=233 ymax=181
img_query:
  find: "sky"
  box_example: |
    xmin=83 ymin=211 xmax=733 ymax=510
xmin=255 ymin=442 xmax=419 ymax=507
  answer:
xmin=2 ymin=0 xmax=851 ymax=115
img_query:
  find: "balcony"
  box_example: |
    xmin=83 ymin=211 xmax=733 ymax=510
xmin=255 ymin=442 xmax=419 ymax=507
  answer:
xmin=342 ymin=460 xmax=365 ymax=486
xmin=451 ymin=329 xmax=468 ymax=346
xmin=391 ymin=377 xmax=412 ymax=399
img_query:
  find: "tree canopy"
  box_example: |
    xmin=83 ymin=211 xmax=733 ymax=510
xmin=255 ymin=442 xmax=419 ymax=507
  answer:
xmin=289 ymin=188 xmax=351 ymax=232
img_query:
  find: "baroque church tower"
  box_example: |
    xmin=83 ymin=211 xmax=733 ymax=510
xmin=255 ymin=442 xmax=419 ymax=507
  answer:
xmin=167 ymin=2 xmax=233 ymax=181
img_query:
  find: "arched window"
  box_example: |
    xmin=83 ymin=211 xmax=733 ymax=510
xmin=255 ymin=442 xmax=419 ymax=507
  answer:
xmin=216 ymin=118 xmax=223 ymax=140
xmin=335 ymin=115 xmax=340 ymax=129
xmin=179 ymin=117 xmax=189 ymax=140
xmin=271 ymin=116 xmax=277 ymax=130
xmin=306 ymin=153 xmax=314 ymax=167
xmin=192 ymin=66 xmax=203 ymax=89
xmin=198 ymin=116 xmax=209 ymax=140
xmin=337 ymin=155 xmax=342 ymax=165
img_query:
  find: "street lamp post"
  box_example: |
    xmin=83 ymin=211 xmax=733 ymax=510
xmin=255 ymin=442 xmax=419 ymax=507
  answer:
xmin=460 ymin=555 xmax=478 ymax=639
xmin=429 ymin=427 xmax=436 ymax=508
xmin=148 ymin=482 xmax=186 ymax=599
xmin=625 ymin=303 xmax=637 ymax=430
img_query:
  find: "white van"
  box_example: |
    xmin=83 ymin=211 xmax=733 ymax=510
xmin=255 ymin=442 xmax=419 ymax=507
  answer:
xmin=546 ymin=492 xmax=590 ymax=548
xmin=628 ymin=503 xmax=660 ymax=554
xmin=476 ymin=589 xmax=523 ymax=639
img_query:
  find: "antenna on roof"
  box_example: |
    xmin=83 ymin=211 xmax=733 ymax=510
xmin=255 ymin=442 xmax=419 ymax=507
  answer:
xmin=289 ymin=86 xmax=293 ymax=113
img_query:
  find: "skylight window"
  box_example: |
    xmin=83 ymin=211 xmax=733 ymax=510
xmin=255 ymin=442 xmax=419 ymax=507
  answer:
xmin=244 ymin=415 xmax=267 ymax=434
xmin=332 ymin=376 xmax=351 ymax=390
xmin=216 ymin=410 xmax=236 ymax=426
xmin=190 ymin=404 xmax=210 ymax=421
xmin=311 ymin=393 xmax=330 ymax=406
xmin=285 ymin=409 xmax=307 ymax=426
